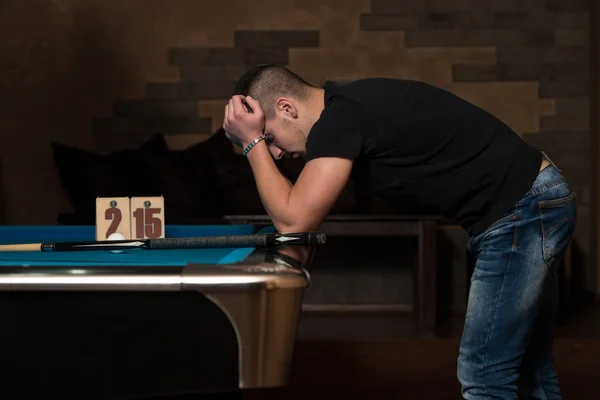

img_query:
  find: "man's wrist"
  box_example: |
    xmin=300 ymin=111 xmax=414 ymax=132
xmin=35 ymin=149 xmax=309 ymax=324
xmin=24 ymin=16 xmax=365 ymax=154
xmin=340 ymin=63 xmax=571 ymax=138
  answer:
xmin=242 ymin=134 xmax=267 ymax=156
xmin=241 ymin=132 xmax=265 ymax=148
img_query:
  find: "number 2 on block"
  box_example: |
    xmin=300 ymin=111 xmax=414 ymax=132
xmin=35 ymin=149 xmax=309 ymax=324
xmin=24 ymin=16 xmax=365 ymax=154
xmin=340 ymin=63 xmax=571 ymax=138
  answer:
xmin=130 ymin=196 xmax=165 ymax=239
xmin=95 ymin=197 xmax=131 ymax=240
xmin=105 ymin=208 xmax=122 ymax=237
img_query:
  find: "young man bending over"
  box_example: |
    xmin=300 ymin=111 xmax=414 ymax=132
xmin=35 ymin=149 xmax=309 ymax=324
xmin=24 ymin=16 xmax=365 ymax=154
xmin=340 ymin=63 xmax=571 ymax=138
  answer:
xmin=222 ymin=65 xmax=576 ymax=400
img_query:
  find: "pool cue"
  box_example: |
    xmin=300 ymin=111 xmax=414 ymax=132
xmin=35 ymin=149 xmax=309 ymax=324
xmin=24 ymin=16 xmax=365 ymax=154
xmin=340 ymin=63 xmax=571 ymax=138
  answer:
xmin=0 ymin=231 xmax=327 ymax=252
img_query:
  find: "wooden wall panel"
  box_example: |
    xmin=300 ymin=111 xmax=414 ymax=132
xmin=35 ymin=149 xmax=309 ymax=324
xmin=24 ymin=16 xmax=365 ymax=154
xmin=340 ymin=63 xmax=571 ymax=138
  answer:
xmin=0 ymin=0 xmax=592 ymax=292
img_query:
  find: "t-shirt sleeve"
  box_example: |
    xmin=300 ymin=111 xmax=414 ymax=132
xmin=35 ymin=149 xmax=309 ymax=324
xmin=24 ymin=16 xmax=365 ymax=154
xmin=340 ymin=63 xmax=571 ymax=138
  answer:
xmin=305 ymin=99 xmax=367 ymax=162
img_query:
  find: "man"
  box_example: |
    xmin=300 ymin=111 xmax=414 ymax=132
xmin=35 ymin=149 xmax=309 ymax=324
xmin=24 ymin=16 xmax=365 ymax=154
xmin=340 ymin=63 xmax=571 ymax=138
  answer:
xmin=222 ymin=65 xmax=577 ymax=399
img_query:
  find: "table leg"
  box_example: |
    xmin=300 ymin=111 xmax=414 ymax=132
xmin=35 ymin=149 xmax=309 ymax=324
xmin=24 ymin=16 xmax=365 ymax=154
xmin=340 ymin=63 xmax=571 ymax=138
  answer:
xmin=416 ymin=220 xmax=437 ymax=337
xmin=205 ymin=287 xmax=305 ymax=389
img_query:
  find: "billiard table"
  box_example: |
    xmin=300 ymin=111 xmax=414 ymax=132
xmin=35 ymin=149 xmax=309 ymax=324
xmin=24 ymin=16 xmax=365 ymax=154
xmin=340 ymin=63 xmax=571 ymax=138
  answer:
xmin=0 ymin=224 xmax=314 ymax=399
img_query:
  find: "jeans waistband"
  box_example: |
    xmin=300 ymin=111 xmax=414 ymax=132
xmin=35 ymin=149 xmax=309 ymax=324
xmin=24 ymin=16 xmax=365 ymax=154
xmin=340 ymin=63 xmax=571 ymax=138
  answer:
xmin=521 ymin=151 xmax=565 ymax=199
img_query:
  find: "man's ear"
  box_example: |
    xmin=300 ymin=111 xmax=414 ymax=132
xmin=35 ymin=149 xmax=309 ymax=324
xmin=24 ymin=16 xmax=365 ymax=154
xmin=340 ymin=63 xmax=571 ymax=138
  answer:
xmin=275 ymin=97 xmax=298 ymax=119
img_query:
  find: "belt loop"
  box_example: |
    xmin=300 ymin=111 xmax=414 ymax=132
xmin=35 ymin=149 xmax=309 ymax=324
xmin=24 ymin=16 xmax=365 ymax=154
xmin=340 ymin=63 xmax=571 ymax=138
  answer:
xmin=542 ymin=151 xmax=561 ymax=173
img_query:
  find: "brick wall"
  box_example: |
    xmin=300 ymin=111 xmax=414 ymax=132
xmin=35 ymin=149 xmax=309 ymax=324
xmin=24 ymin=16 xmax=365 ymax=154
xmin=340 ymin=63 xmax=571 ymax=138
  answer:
xmin=0 ymin=0 xmax=594 ymax=295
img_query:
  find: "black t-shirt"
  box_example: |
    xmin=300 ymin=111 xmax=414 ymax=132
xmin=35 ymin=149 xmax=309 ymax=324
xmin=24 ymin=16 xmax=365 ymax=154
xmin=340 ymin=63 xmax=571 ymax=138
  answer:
xmin=305 ymin=78 xmax=542 ymax=236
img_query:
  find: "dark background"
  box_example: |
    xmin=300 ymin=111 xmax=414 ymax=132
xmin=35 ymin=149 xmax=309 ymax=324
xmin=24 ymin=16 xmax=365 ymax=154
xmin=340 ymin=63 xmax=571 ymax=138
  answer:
xmin=0 ymin=0 xmax=598 ymax=397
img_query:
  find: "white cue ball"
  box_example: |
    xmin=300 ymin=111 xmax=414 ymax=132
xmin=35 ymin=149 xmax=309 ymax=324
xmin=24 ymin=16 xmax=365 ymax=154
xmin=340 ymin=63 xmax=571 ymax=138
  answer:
xmin=107 ymin=232 xmax=126 ymax=240
xmin=107 ymin=232 xmax=126 ymax=253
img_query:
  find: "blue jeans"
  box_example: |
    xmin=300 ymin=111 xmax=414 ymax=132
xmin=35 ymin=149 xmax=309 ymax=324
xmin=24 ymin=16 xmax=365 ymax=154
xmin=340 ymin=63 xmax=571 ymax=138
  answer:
xmin=458 ymin=155 xmax=577 ymax=399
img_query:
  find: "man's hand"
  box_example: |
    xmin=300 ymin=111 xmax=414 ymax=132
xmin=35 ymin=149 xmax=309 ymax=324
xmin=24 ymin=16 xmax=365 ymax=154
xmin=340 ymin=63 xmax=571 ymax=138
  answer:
xmin=223 ymin=95 xmax=265 ymax=148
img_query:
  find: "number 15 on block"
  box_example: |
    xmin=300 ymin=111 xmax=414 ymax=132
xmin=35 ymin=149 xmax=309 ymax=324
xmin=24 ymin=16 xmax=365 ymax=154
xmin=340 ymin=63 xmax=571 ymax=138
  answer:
xmin=130 ymin=196 xmax=165 ymax=239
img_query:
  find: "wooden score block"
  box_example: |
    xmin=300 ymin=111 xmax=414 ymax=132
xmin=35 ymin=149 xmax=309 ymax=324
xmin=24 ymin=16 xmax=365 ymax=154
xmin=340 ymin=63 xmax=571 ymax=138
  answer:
xmin=130 ymin=196 xmax=165 ymax=239
xmin=96 ymin=197 xmax=132 ymax=240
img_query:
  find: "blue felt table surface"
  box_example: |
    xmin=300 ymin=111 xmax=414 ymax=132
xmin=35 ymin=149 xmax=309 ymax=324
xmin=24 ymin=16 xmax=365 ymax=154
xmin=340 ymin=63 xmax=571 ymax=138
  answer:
xmin=0 ymin=225 xmax=264 ymax=266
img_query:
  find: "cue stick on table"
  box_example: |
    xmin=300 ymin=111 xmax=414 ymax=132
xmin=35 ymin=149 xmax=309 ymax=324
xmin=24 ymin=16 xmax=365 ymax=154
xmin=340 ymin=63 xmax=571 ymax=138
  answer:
xmin=0 ymin=231 xmax=326 ymax=252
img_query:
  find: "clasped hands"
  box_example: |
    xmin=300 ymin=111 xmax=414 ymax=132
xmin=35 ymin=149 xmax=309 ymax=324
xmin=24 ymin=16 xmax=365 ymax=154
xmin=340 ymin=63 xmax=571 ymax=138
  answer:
xmin=222 ymin=95 xmax=266 ymax=149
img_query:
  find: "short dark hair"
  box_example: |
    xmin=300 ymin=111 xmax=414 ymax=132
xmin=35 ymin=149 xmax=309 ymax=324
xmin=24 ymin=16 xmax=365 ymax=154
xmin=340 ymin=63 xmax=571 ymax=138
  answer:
xmin=233 ymin=65 xmax=314 ymax=119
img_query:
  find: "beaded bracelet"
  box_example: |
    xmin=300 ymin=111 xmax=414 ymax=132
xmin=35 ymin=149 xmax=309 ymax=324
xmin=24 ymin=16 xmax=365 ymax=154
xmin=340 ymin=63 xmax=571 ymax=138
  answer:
xmin=242 ymin=135 xmax=267 ymax=156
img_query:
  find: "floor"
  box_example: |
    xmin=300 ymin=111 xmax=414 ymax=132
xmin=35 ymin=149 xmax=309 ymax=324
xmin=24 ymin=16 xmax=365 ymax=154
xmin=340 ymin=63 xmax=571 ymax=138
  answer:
xmin=250 ymin=301 xmax=600 ymax=399
xmin=158 ymin=303 xmax=600 ymax=399
xmin=249 ymin=337 xmax=600 ymax=399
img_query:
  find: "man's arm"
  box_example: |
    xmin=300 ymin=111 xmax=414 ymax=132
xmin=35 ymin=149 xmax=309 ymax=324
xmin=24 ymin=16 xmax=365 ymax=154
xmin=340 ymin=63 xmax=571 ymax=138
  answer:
xmin=222 ymin=94 xmax=354 ymax=232
xmin=245 ymin=141 xmax=352 ymax=233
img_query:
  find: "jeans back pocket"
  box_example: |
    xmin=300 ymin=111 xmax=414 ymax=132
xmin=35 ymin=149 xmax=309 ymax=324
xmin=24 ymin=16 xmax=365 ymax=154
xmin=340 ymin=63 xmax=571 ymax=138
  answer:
xmin=538 ymin=192 xmax=577 ymax=271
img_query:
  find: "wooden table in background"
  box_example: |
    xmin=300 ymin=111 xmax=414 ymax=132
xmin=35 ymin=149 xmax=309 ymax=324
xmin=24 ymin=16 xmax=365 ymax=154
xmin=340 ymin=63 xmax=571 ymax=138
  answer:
xmin=225 ymin=214 xmax=449 ymax=337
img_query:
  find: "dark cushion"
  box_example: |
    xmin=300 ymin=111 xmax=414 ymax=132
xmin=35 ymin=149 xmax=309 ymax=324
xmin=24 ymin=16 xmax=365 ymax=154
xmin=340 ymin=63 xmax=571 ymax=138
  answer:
xmin=51 ymin=135 xmax=165 ymax=216
xmin=51 ymin=134 xmax=223 ymax=220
